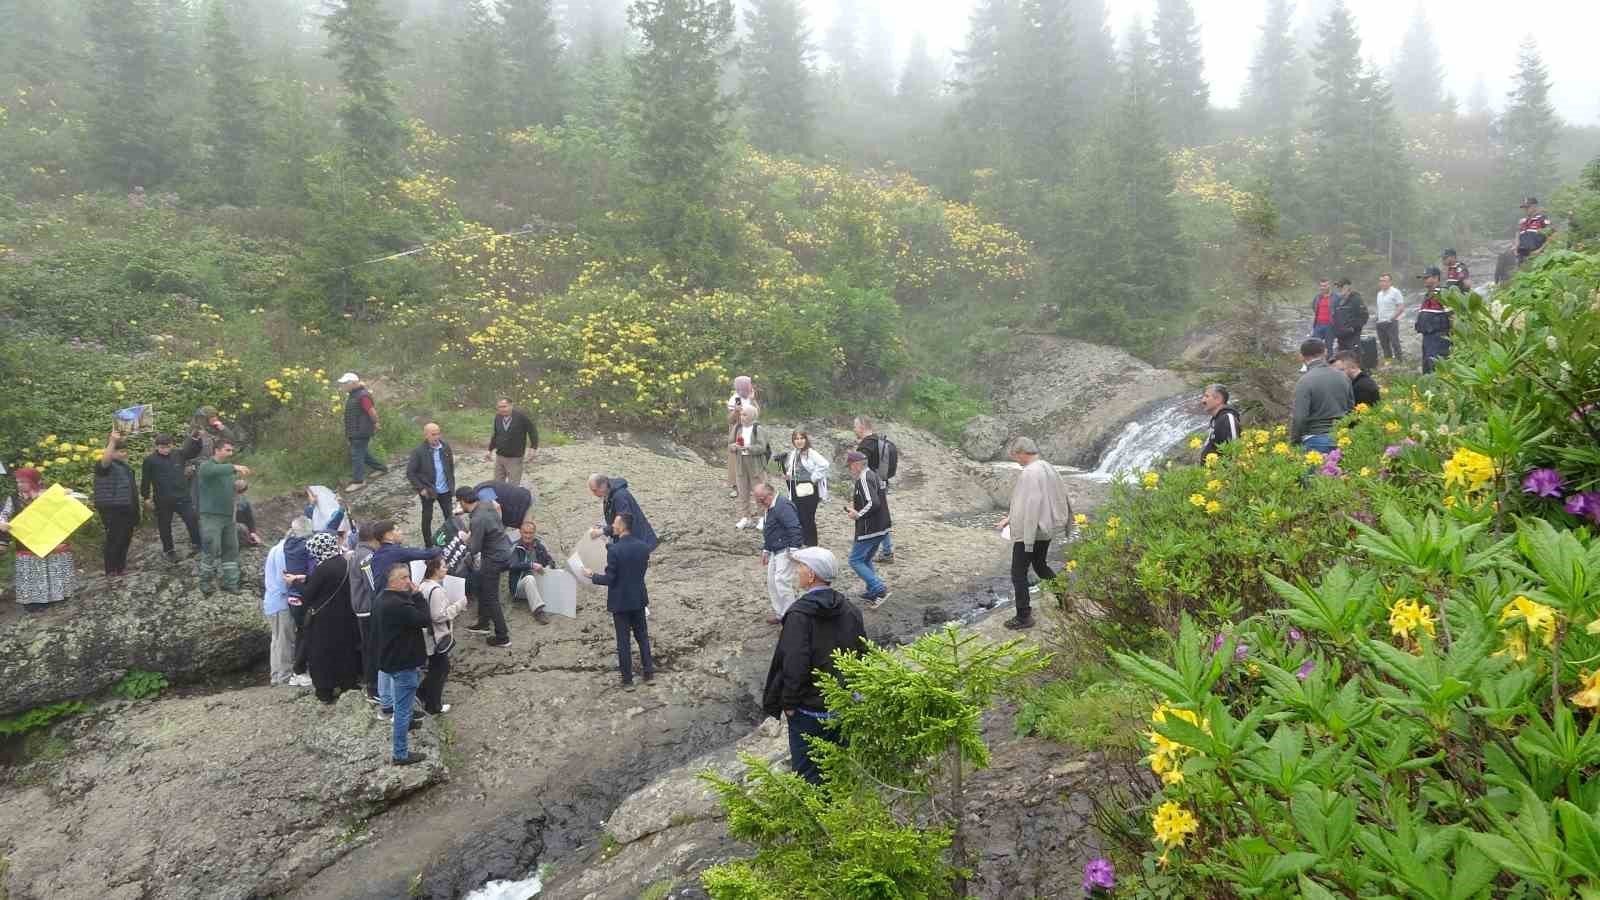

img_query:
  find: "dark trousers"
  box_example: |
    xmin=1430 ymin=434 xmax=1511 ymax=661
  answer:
xmin=613 ymin=609 xmax=654 ymax=684
xmin=1011 ymin=539 xmax=1054 ymax=619
xmin=787 ymin=711 xmax=839 ymax=785
xmin=99 ymin=506 xmax=136 ymax=574
xmin=793 ymin=490 xmax=821 ymax=547
xmin=358 ymin=615 xmax=378 ymax=696
xmin=475 ymin=559 xmax=509 ymax=639
xmin=1375 ymin=320 xmax=1401 ymax=360
xmin=1311 ymin=324 xmax=1333 ymax=355
xmin=348 ymin=436 xmax=387 ymax=484
xmin=153 ymin=496 xmax=200 ymax=552
xmin=1421 ymin=335 xmax=1451 ymax=374
xmin=1335 ymin=330 xmax=1359 ymax=352
xmin=420 ymin=492 xmax=453 ymax=543
xmin=419 ymin=650 xmax=451 ymax=714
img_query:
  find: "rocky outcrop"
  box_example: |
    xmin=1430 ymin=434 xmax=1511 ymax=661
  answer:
xmin=960 ymin=414 xmax=1011 ymax=462
xmin=0 ymin=688 xmax=444 ymax=900
xmin=537 ymin=614 xmax=1136 ymax=899
xmin=979 ymin=334 xmax=1189 ymax=468
xmin=0 ymin=544 xmax=271 ymax=717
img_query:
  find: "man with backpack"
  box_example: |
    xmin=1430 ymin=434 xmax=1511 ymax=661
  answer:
xmin=1516 ymin=197 xmax=1554 ymax=267
xmin=1331 ymin=278 xmax=1368 ymax=353
xmin=844 ymin=450 xmax=891 ymax=609
xmin=1415 ymin=266 xmax=1454 ymax=374
xmin=853 ymin=417 xmax=899 ymax=564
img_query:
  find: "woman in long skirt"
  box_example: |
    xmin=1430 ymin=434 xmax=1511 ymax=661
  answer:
xmin=1 ymin=468 xmax=78 ymax=611
xmin=300 ymin=532 xmax=363 ymax=704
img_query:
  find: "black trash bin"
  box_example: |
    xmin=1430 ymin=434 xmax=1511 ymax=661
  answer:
xmin=1360 ymin=335 xmax=1379 ymax=372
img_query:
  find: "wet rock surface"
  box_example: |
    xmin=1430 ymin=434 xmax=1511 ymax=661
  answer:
xmin=0 ymin=541 xmax=271 ymax=717
xmin=2 ymin=422 xmax=1093 ymax=899
xmin=977 ymin=335 xmax=1190 ymax=468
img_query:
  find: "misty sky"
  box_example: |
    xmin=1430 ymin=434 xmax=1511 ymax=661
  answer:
xmin=806 ymin=0 xmax=1600 ymax=124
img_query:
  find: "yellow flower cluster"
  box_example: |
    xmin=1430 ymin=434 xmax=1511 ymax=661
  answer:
xmin=1388 ymin=598 xmax=1437 ymax=643
xmin=1304 ymin=450 xmax=1324 ymax=466
xmin=1143 ymin=472 xmax=1160 ymax=489
xmin=1146 ymin=703 xmax=1209 ymax=786
xmin=1572 ymin=670 xmax=1600 ymax=708
xmin=1151 ymin=800 xmax=1200 ymax=865
xmin=1496 ymin=595 xmax=1557 ymax=662
xmin=1442 ymin=447 xmax=1495 ymax=493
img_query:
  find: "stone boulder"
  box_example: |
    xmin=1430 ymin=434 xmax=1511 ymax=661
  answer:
xmin=0 ymin=541 xmax=270 ymax=716
xmin=960 ymin=415 xmax=1011 ymax=461
xmin=0 ymin=687 xmax=445 ymax=900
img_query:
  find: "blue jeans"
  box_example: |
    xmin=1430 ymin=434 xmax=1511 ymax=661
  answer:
xmin=849 ymin=535 xmax=886 ymax=596
xmin=880 ymin=530 xmax=893 ymax=556
xmin=1300 ymin=434 xmax=1336 ymax=454
xmin=349 ymin=436 xmax=387 ymax=484
xmin=1311 ymin=324 xmax=1333 ymax=353
xmin=386 ymin=667 xmax=421 ymax=760
xmin=787 ymin=709 xmax=838 ymax=785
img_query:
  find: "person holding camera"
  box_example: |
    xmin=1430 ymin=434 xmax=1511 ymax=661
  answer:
xmin=724 ymin=376 xmax=756 ymax=499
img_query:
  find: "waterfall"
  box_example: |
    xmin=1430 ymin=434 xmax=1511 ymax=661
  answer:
xmin=1076 ymin=396 xmax=1209 ymax=483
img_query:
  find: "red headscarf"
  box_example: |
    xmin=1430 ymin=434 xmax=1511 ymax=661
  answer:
xmin=13 ymin=467 xmax=42 ymax=493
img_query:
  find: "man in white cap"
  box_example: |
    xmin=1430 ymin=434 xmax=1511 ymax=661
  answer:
xmin=339 ymin=373 xmax=388 ymax=492
xmin=760 ymin=546 xmax=868 ymax=785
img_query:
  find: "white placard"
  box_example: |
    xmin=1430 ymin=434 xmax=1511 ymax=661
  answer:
xmin=535 ymin=571 xmax=578 ymax=619
xmin=444 ymin=574 xmax=467 ymax=606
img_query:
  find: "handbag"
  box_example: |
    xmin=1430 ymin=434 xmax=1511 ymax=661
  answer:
xmin=426 ymin=584 xmax=456 ymax=656
xmin=794 ymin=481 xmax=815 ymax=498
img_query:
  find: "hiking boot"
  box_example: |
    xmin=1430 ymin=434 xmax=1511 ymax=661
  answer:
xmin=734 ymin=517 xmax=751 ymax=530
xmin=163 ymin=550 xmax=179 ymax=564
xmin=288 ymin=674 xmax=313 ymax=688
xmin=727 ymin=487 xmax=738 ymax=499
xmin=376 ymin=707 xmax=394 ymax=722
xmin=487 ymin=635 xmax=512 ymax=648
xmin=622 ymin=681 xmax=636 ymax=692
xmin=364 ymin=692 xmax=380 ymax=706
xmin=465 ymin=623 xmax=492 ymax=635
xmin=345 ymin=482 xmax=366 ymax=493
xmin=221 ymin=585 xmax=243 ymax=595
xmin=877 ymin=552 xmax=896 ymax=564
xmin=391 ymin=751 xmax=429 ymax=766
xmin=533 ymin=609 xmax=550 ymax=625
xmin=1003 ymin=615 xmax=1036 ymax=630
xmin=642 ymin=673 xmax=655 ymax=685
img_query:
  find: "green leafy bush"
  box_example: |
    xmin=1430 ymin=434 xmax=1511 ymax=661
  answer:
xmin=1015 ymin=677 xmax=1154 ymax=754
xmin=701 ymin=627 xmax=1047 ymax=898
xmin=112 ymin=669 xmax=169 ymax=701
xmin=900 ymin=376 xmax=989 ymax=444
xmin=0 ymin=701 xmax=87 ymax=737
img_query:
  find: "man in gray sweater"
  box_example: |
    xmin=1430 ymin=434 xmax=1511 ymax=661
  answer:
xmin=1289 ymin=338 xmax=1353 ymax=454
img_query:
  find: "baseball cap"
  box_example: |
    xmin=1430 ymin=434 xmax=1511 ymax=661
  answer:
xmin=1421 ymin=266 xmax=1442 ymax=278
xmin=1441 ymin=248 xmax=1457 ymax=257
xmin=337 ymin=372 xmax=360 ymax=385
xmin=846 ymin=450 xmax=868 ymax=464
xmin=1521 ymin=196 xmax=1539 ymax=207
xmin=155 ymin=433 xmax=174 ymax=446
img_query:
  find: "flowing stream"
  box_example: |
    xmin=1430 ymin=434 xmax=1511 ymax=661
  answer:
xmin=1076 ymin=395 xmax=1208 ymax=482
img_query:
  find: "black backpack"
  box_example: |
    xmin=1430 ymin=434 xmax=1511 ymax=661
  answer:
xmin=876 ymin=436 xmax=899 ymax=482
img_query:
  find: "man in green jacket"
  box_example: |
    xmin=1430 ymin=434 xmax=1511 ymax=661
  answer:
xmin=197 ymin=439 xmax=252 ymax=593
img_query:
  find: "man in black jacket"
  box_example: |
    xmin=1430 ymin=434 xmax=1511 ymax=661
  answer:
xmin=94 ymin=432 xmax=139 ymax=576
xmin=405 ymin=423 xmax=456 ymax=543
xmin=485 ymin=398 xmax=538 ymax=485
xmin=372 ymin=563 xmax=431 ymax=766
xmin=1331 ymin=278 xmax=1368 ymax=352
xmin=507 ymin=520 xmax=555 ymax=625
xmin=1333 ymin=351 xmax=1382 ymax=407
xmin=853 ymin=417 xmax=895 ymax=563
xmin=583 ymin=513 xmax=655 ymax=690
xmin=472 ymin=480 xmax=534 ymax=529
xmin=762 ymin=547 xmax=868 ymax=785
xmin=457 ymin=488 xmax=514 ymax=647
xmin=844 ymin=451 xmax=891 ymax=609
xmin=143 ymin=433 xmax=200 ymax=562
xmin=1198 ymin=385 xmax=1241 ymax=461
xmin=587 ymin=474 xmax=659 ymax=552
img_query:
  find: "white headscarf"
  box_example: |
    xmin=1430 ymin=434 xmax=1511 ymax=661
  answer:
xmin=308 ymin=485 xmax=344 ymax=532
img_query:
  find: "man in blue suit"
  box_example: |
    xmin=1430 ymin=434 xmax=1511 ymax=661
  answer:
xmin=582 ymin=513 xmax=656 ymax=691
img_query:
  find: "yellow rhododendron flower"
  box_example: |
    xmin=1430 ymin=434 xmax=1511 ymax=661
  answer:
xmin=1204 ymin=453 xmax=1219 ymax=468
xmin=1188 ymin=437 xmax=1203 ymax=449
xmin=1354 ymin=402 xmax=1370 ymax=413
xmin=1572 ymin=670 xmax=1600 ymax=708
xmin=1500 ymin=595 xmax=1557 ymax=645
xmin=1143 ymin=472 xmax=1160 ymax=488
xmin=1274 ymin=425 xmax=1288 ymax=436
xmin=1337 ymin=435 xmax=1352 ymax=448
xmin=1273 ymin=442 xmax=1290 ymax=456
xmin=1389 ymin=598 xmax=1437 ymax=641
xmin=1495 ymin=629 xmax=1529 ymax=662
xmin=1206 ymin=479 xmax=1222 ymax=493
xmin=1443 ymin=447 xmax=1495 ymax=493
xmin=1358 ymin=467 xmax=1372 ymax=477
xmin=1304 ymin=450 xmax=1324 ymax=466
xmin=1074 ymin=513 xmax=1088 ymax=526
xmin=1205 ymin=500 xmax=1222 ymax=515
xmin=1189 ymin=493 xmax=1206 ymax=508
xmin=1385 ymin=421 xmax=1401 ymax=433
xmin=1064 ymin=559 xmax=1078 ymax=572
xmin=1152 ymin=801 xmax=1199 ymax=848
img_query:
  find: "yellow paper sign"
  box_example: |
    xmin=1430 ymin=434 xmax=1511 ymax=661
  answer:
xmin=8 ymin=484 xmax=93 ymax=557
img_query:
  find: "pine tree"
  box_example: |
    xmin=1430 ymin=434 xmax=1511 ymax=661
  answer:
xmin=1390 ymin=6 xmax=1444 ymax=115
xmin=741 ymin=0 xmax=814 ymax=155
xmin=1065 ymin=0 xmax=1117 ymax=119
xmin=1113 ymin=16 xmax=1187 ymax=324
xmin=324 ymin=0 xmax=407 ymax=181
xmin=1500 ymin=36 xmax=1561 ymax=202
xmin=450 ymin=0 xmax=509 ymax=138
xmin=1242 ymin=0 xmax=1302 ymax=129
xmin=85 ymin=0 xmax=177 ymax=188
xmin=1355 ymin=66 xmax=1412 ymax=262
xmin=203 ymin=0 xmax=263 ymax=204
xmin=858 ymin=5 xmax=896 ymax=101
xmin=1307 ymin=1 xmax=1365 ymax=249
xmin=1465 ymin=74 xmax=1491 ymax=120
xmin=823 ymin=2 xmax=861 ymax=79
xmin=624 ymin=0 xmax=738 ymax=269
xmin=1150 ymin=0 xmax=1208 ymax=146
xmin=1007 ymin=0 xmax=1075 ymax=180
xmin=501 ymin=0 xmax=564 ymax=128
xmin=954 ymin=0 xmax=1014 ymax=133
xmin=898 ymin=33 xmax=942 ymax=108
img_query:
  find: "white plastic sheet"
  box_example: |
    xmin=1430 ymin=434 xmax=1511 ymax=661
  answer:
xmin=566 ymin=533 xmax=609 ymax=586
xmin=535 ymin=571 xmax=578 ymax=618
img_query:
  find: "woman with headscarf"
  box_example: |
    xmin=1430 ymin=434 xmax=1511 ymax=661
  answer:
xmin=1 ymin=468 xmax=78 ymax=611
xmin=300 ymin=531 xmax=363 ymax=704
xmin=724 ymin=376 xmax=757 ymax=499
xmin=729 ymin=402 xmax=773 ymax=529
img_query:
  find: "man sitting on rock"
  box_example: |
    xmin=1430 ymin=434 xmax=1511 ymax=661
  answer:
xmin=507 ymin=520 xmax=555 ymax=625
xmin=761 ymin=547 xmax=867 ymax=785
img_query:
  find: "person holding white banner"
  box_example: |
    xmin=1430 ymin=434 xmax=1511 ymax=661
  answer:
xmin=417 ymin=556 xmax=466 ymax=715
xmin=753 ymin=483 xmax=804 ymax=623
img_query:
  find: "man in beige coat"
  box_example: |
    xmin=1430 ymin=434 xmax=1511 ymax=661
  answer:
xmin=995 ymin=437 xmax=1072 ymax=630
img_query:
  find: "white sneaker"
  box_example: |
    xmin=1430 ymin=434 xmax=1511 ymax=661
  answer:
xmin=735 ymin=517 xmax=751 ymax=529
xmin=438 ymin=704 xmax=451 ymax=714
xmin=755 ymin=516 xmax=765 ymax=530
xmin=289 ymin=673 xmax=313 ymax=688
